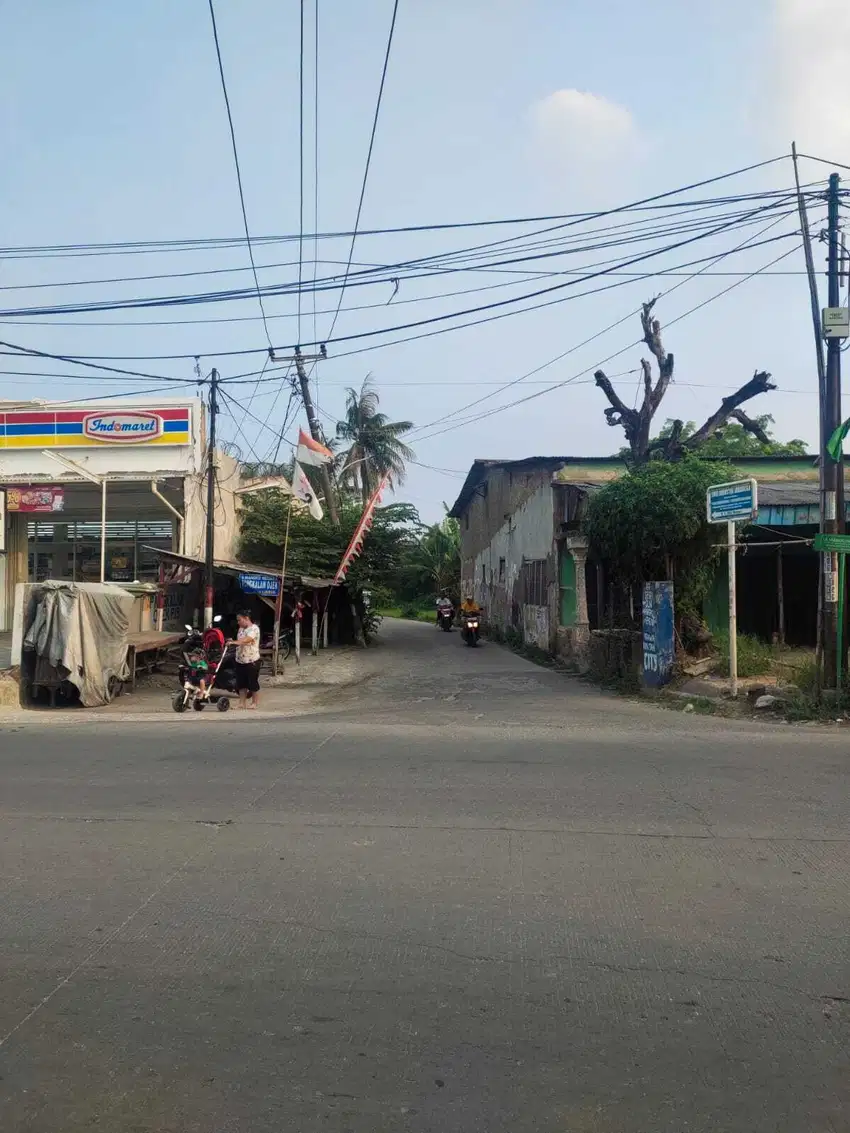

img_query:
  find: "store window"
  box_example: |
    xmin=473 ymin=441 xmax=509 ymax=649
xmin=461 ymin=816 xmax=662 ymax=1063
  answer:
xmin=28 ymin=519 xmax=173 ymax=583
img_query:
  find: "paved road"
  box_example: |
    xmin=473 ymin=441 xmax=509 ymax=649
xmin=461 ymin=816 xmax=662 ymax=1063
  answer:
xmin=1 ymin=619 xmax=848 ymax=1131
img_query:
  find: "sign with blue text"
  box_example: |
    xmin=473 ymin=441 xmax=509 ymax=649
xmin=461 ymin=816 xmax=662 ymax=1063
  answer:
xmin=706 ymin=478 xmax=758 ymax=524
xmin=238 ymin=572 xmax=280 ymax=596
xmin=642 ymin=581 xmax=675 ymax=688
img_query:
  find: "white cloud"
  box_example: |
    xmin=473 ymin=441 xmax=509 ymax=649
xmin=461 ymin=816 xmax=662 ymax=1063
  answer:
xmin=770 ymin=0 xmax=850 ymax=158
xmin=529 ymin=89 xmax=642 ymax=198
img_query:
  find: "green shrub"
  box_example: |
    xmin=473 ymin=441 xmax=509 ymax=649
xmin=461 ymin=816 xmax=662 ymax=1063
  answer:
xmin=714 ymin=630 xmax=773 ymax=678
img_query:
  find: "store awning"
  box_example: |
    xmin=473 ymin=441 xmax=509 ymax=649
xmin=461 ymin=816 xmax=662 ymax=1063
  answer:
xmin=144 ymin=547 xmax=338 ymax=590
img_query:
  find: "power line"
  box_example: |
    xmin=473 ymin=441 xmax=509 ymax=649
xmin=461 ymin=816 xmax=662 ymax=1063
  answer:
xmin=0 ymin=193 xmax=803 ymax=320
xmin=406 ymin=208 xmax=802 ymax=438
xmin=4 ymin=210 xmax=799 ymax=363
xmin=297 ymin=0 xmax=306 ymax=344
xmin=323 ymin=0 xmax=400 ymax=344
xmin=413 ymin=239 xmax=806 ymax=445
xmin=0 ymin=338 xmax=196 ymax=383
xmin=206 ymin=0 xmax=274 ymax=349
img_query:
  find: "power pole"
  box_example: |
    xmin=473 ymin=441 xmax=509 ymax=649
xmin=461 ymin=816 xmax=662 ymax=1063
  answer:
xmin=822 ymin=173 xmax=843 ymax=687
xmin=792 ymin=143 xmax=828 ymax=673
xmin=270 ymin=345 xmax=339 ymax=525
xmin=205 ymin=367 xmax=219 ymax=629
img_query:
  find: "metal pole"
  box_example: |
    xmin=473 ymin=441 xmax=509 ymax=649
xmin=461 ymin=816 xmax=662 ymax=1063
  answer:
xmin=204 ymin=368 xmax=219 ymax=628
xmin=272 ymin=493 xmax=294 ymax=675
xmin=728 ymin=519 xmax=738 ymax=698
xmin=838 ymin=552 xmax=846 ymax=695
xmin=776 ymin=544 xmax=785 ymax=646
xmin=100 ymin=479 xmax=107 ymax=583
xmin=312 ymin=592 xmax=318 ymax=656
xmin=823 ymin=173 xmax=843 ymax=687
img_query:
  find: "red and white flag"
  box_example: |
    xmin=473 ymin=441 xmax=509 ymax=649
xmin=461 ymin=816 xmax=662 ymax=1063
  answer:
xmin=333 ymin=475 xmax=389 ymax=584
xmin=296 ymin=428 xmax=334 ymax=468
xmin=292 ymin=460 xmax=323 ymax=520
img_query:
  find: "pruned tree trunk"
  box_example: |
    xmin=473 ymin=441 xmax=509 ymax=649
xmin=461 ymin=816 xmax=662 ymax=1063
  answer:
xmin=594 ymin=300 xmax=776 ymax=462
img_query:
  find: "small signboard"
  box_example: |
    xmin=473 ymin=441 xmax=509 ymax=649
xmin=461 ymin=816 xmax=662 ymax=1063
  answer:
xmin=706 ymin=478 xmax=758 ymax=524
xmin=5 ymin=486 xmax=65 ymax=513
xmin=642 ymin=581 xmax=675 ymax=688
xmin=238 ymin=572 xmax=280 ymax=596
xmin=813 ymin=532 xmax=850 ymax=554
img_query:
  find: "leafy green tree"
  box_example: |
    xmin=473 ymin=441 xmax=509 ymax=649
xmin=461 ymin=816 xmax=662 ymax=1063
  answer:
xmin=336 ymin=376 xmax=415 ymax=502
xmin=584 ymin=456 xmax=737 ymax=627
xmin=652 ymin=415 xmax=808 ymax=458
xmin=404 ymin=513 xmax=461 ymax=599
xmin=238 ymin=490 xmax=419 ymax=599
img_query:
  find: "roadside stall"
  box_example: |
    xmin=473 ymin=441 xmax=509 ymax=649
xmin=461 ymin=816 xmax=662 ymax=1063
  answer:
xmin=14 ymin=580 xmax=183 ymax=706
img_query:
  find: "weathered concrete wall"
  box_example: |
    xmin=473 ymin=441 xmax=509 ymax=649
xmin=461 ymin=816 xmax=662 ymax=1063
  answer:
xmin=460 ymin=474 xmax=557 ymax=649
xmin=183 ymin=449 xmax=242 ymax=563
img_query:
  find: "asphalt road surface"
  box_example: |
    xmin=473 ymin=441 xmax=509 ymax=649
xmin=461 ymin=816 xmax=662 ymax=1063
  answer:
xmin=1 ymin=619 xmax=848 ymax=1132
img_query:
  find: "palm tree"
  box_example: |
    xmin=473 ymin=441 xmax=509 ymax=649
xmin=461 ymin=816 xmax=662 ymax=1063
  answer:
xmin=336 ymin=376 xmax=415 ymax=503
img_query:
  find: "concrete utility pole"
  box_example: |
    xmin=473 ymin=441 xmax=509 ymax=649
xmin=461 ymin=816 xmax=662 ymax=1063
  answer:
xmin=791 ymin=143 xmax=828 ymax=671
xmin=822 ymin=173 xmax=844 ymax=687
xmin=270 ymin=345 xmax=339 ymax=525
xmin=205 ymin=367 xmax=219 ymax=628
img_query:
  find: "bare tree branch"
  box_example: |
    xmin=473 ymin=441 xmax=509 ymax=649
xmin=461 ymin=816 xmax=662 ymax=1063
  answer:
xmin=640 ymin=299 xmax=675 ymax=410
xmin=594 ymin=370 xmax=640 ymax=443
xmin=594 ymin=302 xmax=773 ymax=463
xmin=684 ymin=371 xmax=776 ymax=450
xmin=726 ymin=408 xmax=772 ymax=444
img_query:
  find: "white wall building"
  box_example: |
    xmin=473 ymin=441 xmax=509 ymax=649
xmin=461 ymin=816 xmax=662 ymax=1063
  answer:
xmin=0 ymin=398 xmax=241 ymax=631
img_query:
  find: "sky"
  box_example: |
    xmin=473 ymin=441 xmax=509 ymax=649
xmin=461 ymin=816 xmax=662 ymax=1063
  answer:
xmin=1 ymin=0 xmax=849 ymax=521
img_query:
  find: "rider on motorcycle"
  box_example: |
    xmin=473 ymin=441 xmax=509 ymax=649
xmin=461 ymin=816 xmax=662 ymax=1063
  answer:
xmin=460 ymin=594 xmax=480 ymax=616
xmin=436 ymin=590 xmax=454 ymax=626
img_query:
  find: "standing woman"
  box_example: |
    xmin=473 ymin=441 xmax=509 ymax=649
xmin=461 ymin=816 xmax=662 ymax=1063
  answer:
xmin=232 ymin=610 xmax=261 ymax=709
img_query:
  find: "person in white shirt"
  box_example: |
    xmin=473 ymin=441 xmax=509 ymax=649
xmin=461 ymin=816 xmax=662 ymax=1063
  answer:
xmin=231 ymin=610 xmax=261 ymax=709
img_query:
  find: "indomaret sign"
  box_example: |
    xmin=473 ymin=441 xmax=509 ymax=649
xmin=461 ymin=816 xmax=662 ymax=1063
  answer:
xmin=82 ymin=411 xmax=163 ymax=442
xmin=0 ymin=406 xmax=191 ymax=449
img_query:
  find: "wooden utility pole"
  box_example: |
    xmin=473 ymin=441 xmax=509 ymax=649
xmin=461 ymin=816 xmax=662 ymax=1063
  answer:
xmin=269 ymin=345 xmax=338 ymax=525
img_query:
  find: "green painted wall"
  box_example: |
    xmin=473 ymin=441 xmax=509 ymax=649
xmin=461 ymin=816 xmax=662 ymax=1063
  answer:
xmin=703 ymin=556 xmax=727 ymax=634
xmin=559 ymin=552 xmax=577 ymax=626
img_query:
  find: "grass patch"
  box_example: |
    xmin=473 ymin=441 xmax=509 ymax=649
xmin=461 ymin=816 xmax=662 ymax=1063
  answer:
xmin=713 ymin=630 xmax=774 ymax=678
xmin=378 ymin=606 xmax=434 ymax=623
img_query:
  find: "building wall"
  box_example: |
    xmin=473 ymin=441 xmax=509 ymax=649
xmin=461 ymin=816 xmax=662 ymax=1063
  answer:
xmin=183 ymin=449 xmax=242 ymax=563
xmin=461 ymin=474 xmax=557 ymax=649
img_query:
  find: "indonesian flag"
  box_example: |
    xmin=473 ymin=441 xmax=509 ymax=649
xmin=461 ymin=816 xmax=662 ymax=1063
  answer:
xmin=292 ymin=460 xmax=323 ymax=520
xmin=297 ymin=428 xmax=334 ymax=468
xmin=333 ymin=475 xmax=389 ymax=584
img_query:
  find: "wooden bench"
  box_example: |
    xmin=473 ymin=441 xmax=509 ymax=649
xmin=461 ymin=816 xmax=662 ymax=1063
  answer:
xmin=126 ymin=631 xmax=184 ymax=691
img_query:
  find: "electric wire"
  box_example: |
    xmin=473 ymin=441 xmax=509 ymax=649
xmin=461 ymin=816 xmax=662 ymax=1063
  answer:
xmin=413 ymin=239 xmax=807 ymax=446
xmin=322 ymin=0 xmax=400 ymax=345
xmin=206 ymin=0 xmax=274 ymax=348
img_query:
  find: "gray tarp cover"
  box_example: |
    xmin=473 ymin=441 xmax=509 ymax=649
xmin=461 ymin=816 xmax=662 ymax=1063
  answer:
xmin=23 ymin=582 xmax=133 ymax=707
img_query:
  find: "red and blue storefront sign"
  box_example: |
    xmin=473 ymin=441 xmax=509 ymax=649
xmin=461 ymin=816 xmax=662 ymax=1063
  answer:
xmin=0 ymin=407 xmax=191 ymax=449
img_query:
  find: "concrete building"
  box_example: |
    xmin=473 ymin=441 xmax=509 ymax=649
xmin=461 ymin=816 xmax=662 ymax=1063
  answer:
xmin=0 ymin=398 xmax=242 ymax=632
xmin=449 ymin=453 xmax=824 ymax=664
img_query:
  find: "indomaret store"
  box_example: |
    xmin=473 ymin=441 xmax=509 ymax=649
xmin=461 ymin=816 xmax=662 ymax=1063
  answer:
xmin=0 ymin=398 xmax=240 ymax=632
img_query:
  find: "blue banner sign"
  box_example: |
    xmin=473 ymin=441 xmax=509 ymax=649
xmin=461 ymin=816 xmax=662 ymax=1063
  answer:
xmin=706 ymin=478 xmax=758 ymax=523
xmin=642 ymin=581 xmax=675 ymax=688
xmin=238 ymin=572 xmax=280 ymax=596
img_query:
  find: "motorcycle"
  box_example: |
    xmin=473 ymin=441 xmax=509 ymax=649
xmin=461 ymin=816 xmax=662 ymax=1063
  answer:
xmin=461 ymin=611 xmax=480 ymax=647
xmin=172 ymin=642 xmax=234 ymax=713
xmin=262 ymin=627 xmax=293 ymax=663
xmin=437 ymin=605 xmax=454 ymax=632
